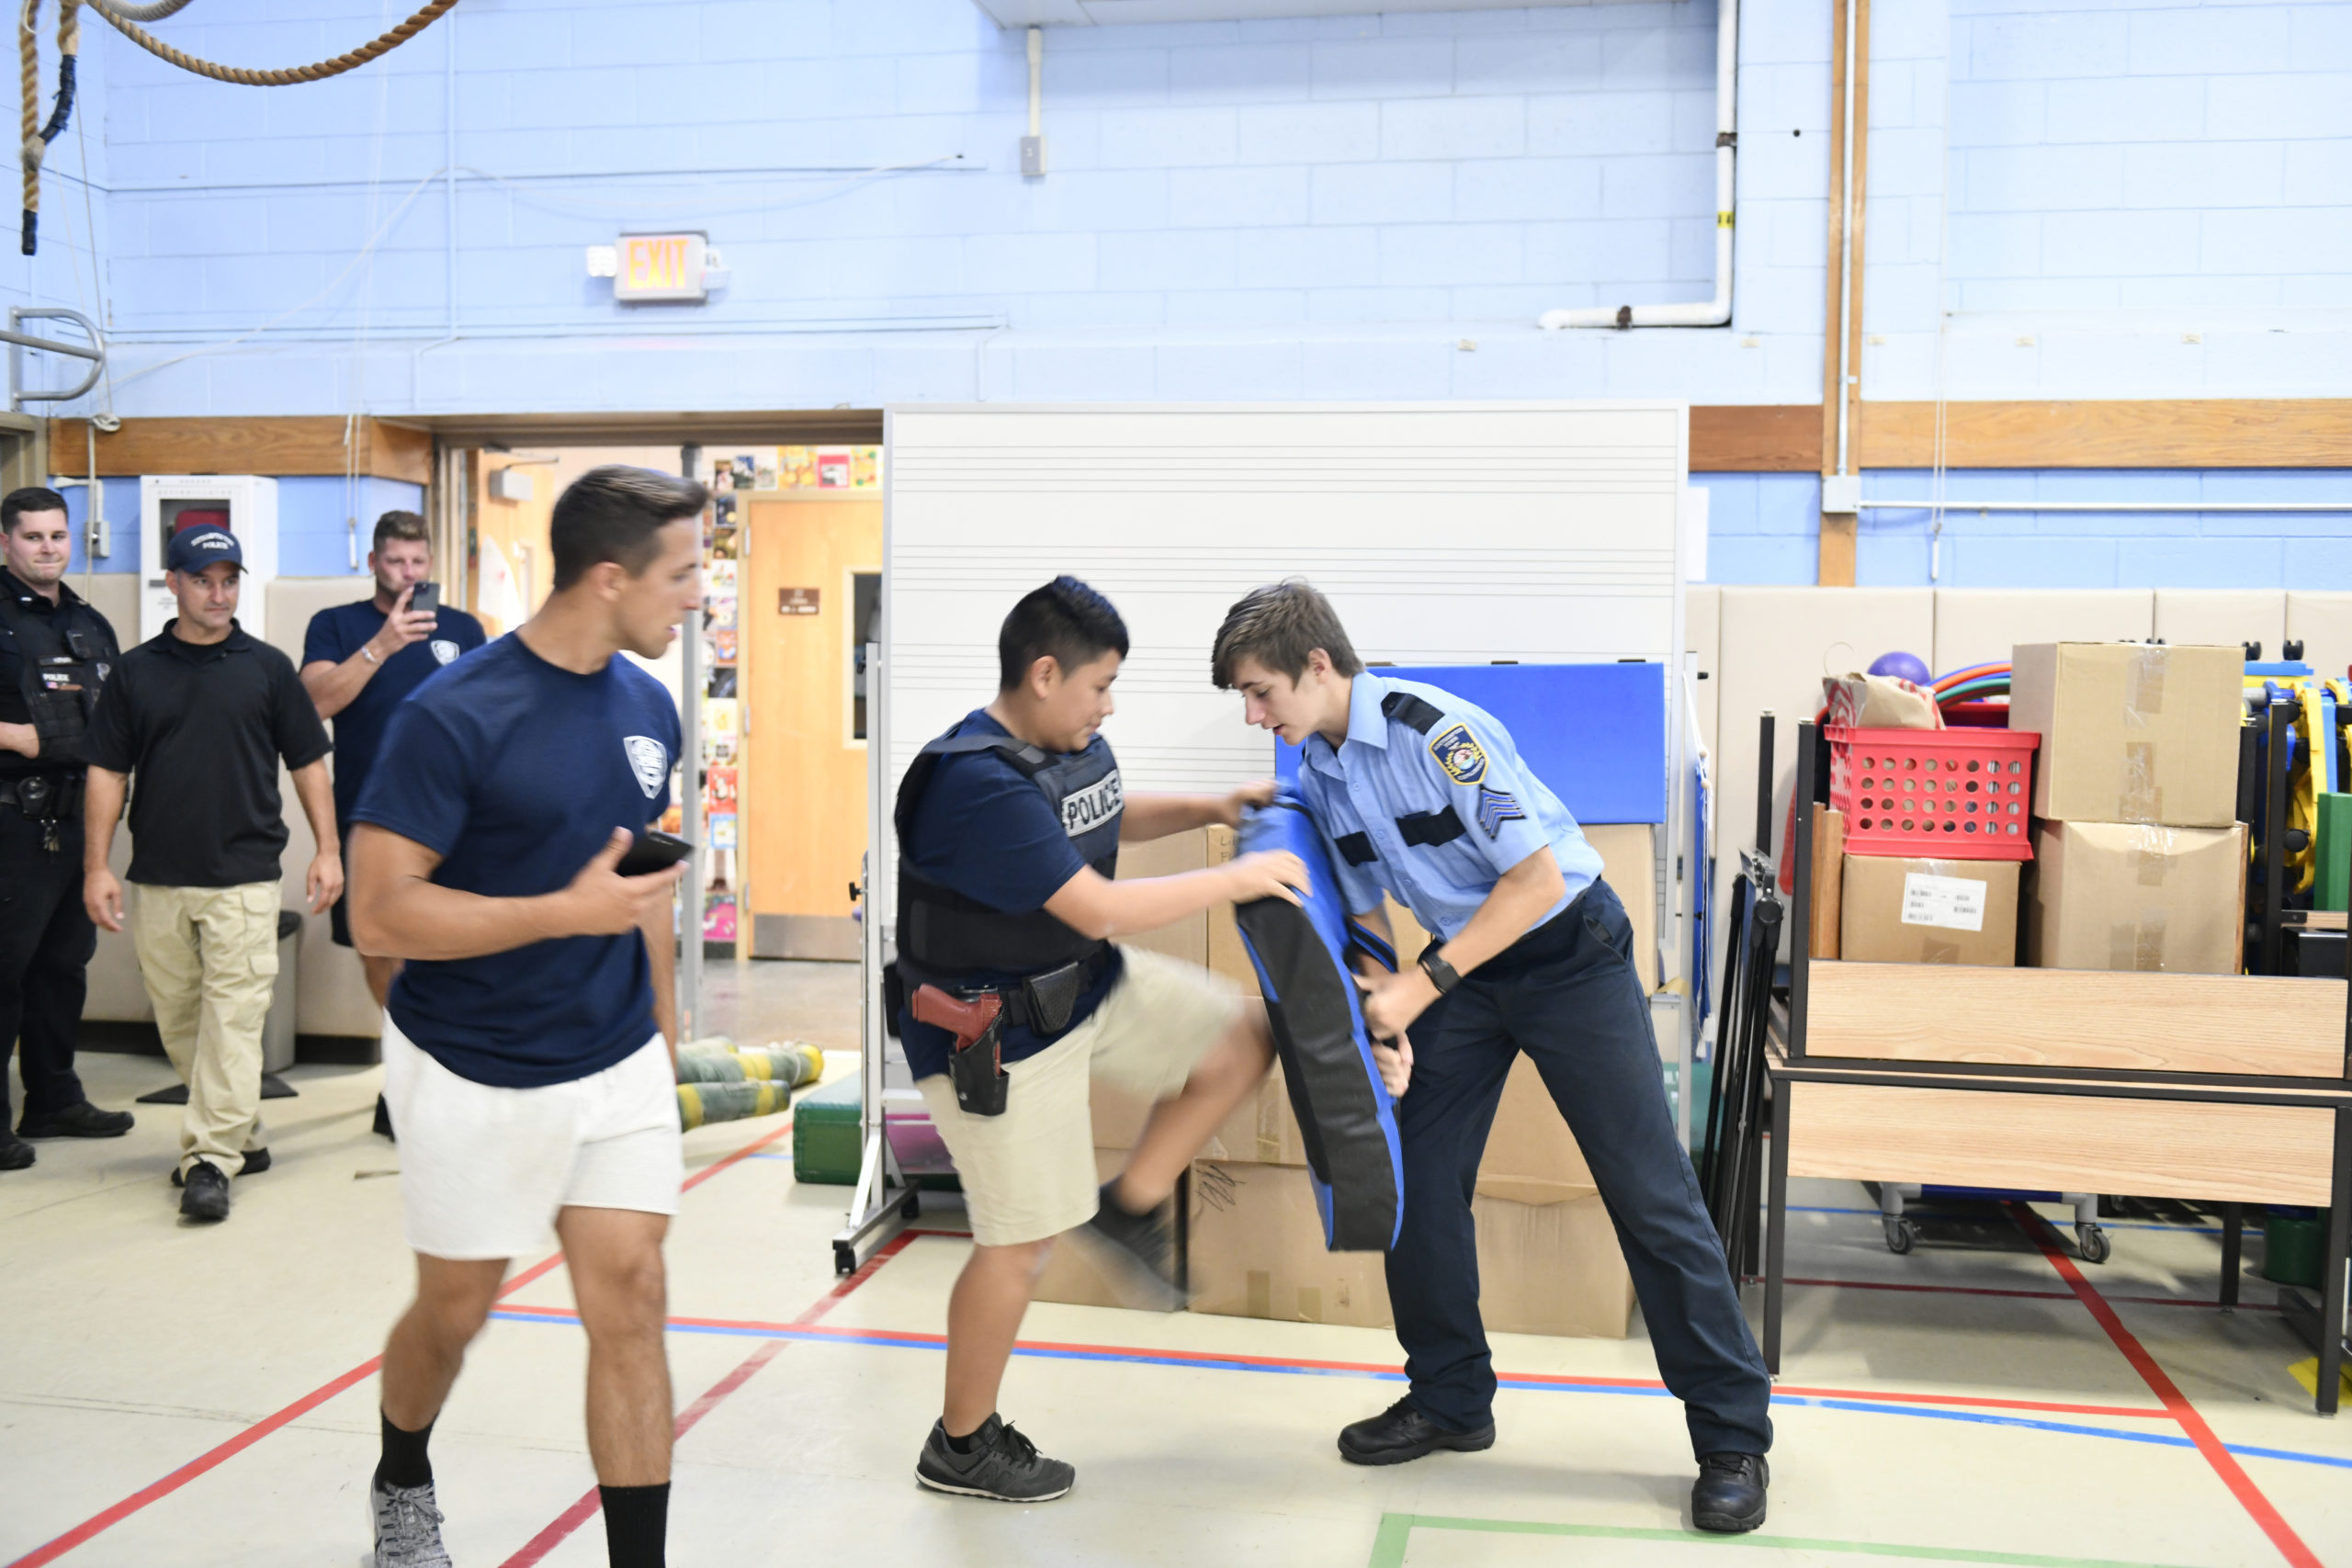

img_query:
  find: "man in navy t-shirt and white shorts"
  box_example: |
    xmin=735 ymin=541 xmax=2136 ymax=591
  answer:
xmin=345 ymin=467 xmax=703 ymax=1568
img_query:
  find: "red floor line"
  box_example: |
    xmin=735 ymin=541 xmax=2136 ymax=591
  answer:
xmin=4 ymin=1114 xmax=794 ymax=1568
xmin=2005 ymin=1202 xmax=2322 ymax=1568
xmin=498 ymin=1338 xmax=791 ymax=1568
xmin=492 ymin=1208 xmax=920 ymax=1564
xmin=1784 ymin=1275 xmax=2279 ymax=1313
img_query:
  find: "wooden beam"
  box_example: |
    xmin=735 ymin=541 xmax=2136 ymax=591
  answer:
xmin=48 ymin=416 xmax=433 ymax=485
xmin=1690 ymin=405 xmax=1823 ymax=470
xmin=1858 ymin=399 xmax=2352 ymax=469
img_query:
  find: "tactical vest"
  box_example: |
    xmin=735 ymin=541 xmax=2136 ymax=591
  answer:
xmin=0 ymin=580 xmax=114 ymax=781
xmin=893 ymin=727 xmax=1123 ymax=982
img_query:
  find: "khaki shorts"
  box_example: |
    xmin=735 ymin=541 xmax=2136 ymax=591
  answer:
xmin=917 ymin=945 xmax=1243 ymax=1247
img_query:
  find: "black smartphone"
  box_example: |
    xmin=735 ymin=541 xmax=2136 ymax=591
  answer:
xmin=409 ymin=581 xmax=441 ymax=617
xmin=616 ymin=829 xmax=693 ymax=877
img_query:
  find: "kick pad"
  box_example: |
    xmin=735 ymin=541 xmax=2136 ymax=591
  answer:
xmin=1234 ymin=798 xmax=1406 ymax=1252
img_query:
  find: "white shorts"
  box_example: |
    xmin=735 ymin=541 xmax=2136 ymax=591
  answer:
xmin=381 ymin=1019 xmax=683 ymax=1261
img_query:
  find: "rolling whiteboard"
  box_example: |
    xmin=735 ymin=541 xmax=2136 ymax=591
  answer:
xmin=879 ymin=401 xmax=1688 ymax=903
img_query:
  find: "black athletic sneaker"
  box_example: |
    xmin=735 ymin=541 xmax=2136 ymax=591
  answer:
xmin=172 ymin=1148 xmax=269 ymax=1186
xmin=915 ymin=1416 xmax=1075 ymax=1502
xmin=0 ymin=1134 xmax=32 ymax=1171
xmin=1072 ymin=1179 xmax=1183 ymax=1309
xmin=1691 ymin=1452 xmax=1769 ymax=1533
xmin=17 ymin=1101 xmax=133 ymax=1138
xmin=179 ymin=1160 xmax=231 ymax=1222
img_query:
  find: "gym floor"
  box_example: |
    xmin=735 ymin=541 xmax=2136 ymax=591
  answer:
xmin=3 ymin=962 xmax=2346 ymax=1568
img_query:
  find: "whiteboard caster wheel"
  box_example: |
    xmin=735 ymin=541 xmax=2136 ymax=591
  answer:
xmin=899 ymin=1191 xmax=922 ymax=1221
xmin=1883 ymin=1216 xmax=1917 ymax=1255
xmin=2076 ymin=1224 xmax=2109 ymax=1265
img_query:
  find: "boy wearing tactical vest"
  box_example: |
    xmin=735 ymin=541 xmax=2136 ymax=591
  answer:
xmin=894 ymin=575 xmax=1308 ymax=1503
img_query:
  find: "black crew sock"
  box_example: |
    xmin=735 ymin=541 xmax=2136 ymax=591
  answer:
xmin=942 ymin=1417 xmax=990 ymax=1455
xmin=375 ymin=1411 xmax=434 ymax=1493
xmin=600 ymin=1482 xmax=669 ymax=1568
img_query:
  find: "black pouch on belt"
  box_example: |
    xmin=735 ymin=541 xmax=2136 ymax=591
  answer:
xmin=1020 ymin=957 xmax=1089 ymax=1035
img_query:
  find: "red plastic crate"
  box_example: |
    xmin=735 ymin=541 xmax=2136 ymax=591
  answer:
xmin=1827 ymin=725 xmax=2040 ymax=861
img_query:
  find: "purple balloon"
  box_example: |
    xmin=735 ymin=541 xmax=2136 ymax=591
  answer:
xmin=1868 ymin=650 xmax=1933 ymax=685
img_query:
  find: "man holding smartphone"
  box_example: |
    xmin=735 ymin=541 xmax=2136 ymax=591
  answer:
xmin=345 ymin=468 xmax=699 ymax=1568
xmin=300 ymin=511 xmax=487 ymax=1017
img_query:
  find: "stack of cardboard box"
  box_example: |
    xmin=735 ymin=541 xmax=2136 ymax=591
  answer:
xmin=2010 ymin=644 xmax=2248 ymax=974
xmin=1055 ymin=824 xmax=1656 ymax=1337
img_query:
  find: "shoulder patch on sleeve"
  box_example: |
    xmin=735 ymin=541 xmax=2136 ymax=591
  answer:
xmin=1380 ymin=690 xmax=1444 ymax=734
xmin=1428 ymin=722 xmax=1487 ymax=785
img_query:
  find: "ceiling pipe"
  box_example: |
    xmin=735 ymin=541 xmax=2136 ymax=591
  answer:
xmin=1539 ymin=0 xmax=1737 ymax=331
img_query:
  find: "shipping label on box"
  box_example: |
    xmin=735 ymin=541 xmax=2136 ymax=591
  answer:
xmin=2009 ymin=643 xmax=2243 ymax=827
xmin=2026 ymin=820 xmax=2247 ymax=974
xmin=1841 ymin=855 xmax=2019 ymax=966
xmin=1902 ymin=871 xmax=1987 ymax=932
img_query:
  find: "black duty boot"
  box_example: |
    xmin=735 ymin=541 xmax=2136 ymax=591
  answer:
xmin=179 ymin=1160 xmax=232 ymax=1222
xmin=1337 ymin=1398 xmax=1496 ymax=1466
xmin=18 ymin=1101 xmax=135 ymax=1138
xmin=1692 ymin=1452 xmax=1769 ymax=1533
xmin=172 ymin=1148 xmax=268 ymax=1185
xmin=0 ymin=1134 xmax=33 ymax=1170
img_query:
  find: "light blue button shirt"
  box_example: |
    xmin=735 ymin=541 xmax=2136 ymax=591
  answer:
xmin=1295 ymin=673 xmax=1604 ymax=943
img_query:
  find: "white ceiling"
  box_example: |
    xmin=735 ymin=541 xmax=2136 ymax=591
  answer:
xmin=973 ymin=0 xmax=1640 ymax=27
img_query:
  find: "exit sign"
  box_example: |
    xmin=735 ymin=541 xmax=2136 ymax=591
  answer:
xmin=615 ymin=232 xmax=707 ymax=303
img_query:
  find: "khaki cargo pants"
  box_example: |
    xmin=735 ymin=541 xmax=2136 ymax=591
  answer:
xmin=130 ymin=882 xmax=278 ymax=1179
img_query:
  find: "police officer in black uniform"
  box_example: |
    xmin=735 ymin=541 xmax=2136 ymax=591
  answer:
xmin=0 ymin=487 xmax=133 ymax=1168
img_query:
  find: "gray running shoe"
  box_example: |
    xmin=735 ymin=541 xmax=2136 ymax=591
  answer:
xmin=370 ymin=1480 xmax=454 ymax=1568
xmin=915 ymin=1416 xmax=1074 ymax=1502
xmin=1071 ymin=1179 xmax=1184 ymax=1310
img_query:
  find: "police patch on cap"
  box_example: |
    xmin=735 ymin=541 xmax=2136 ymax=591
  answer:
xmin=1430 ymin=723 xmax=1487 ymax=785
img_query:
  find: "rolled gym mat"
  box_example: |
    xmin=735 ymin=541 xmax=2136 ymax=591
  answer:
xmin=1234 ymin=796 xmax=1406 ymax=1252
xmin=676 ymin=1040 xmax=825 ymax=1087
xmin=677 ymin=1077 xmax=792 ymax=1130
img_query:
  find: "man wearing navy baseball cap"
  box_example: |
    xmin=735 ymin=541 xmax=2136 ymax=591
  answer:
xmin=81 ymin=523 xmax=344 ymax=1222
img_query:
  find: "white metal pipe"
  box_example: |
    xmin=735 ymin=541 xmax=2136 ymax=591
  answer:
xmin=1860 ymin=500 xmax=2352 ymax=513
xmin=1027 ymin=28 xmax=1043 ymax=139
xmin=1833 ymin=0 xmax=1858 ymax=477
xmin=1539 ymin=0 xmax=1736 ymax=331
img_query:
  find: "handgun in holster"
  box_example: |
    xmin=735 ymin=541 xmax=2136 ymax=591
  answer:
xmin=910 ymin=984 xmax=1010 ymax=1117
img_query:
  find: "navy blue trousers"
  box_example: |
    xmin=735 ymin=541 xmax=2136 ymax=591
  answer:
xmin=1382 ymin=878 xmax=1773 ymax=1459
xmin=0 ymin=808 xmax=95 ymax=1130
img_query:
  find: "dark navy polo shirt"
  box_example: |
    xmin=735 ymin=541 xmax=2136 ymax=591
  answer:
xmin=302 ymin=598 xmax=487 ymax=824
xmin=351 ymin=635 xmax=681 ymax=1089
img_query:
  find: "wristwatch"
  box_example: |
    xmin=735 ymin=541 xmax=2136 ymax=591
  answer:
xmin=361 ymin=645 xmax=380 ymax=665
xmin=1419 ymin=947 xmax=1462 ymax=995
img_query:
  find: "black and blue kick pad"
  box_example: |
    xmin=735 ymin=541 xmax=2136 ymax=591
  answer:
xmin=1234 ymin=797 xmax=1406 ymax=1252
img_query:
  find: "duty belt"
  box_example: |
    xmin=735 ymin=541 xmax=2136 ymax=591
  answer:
xmin=889 ymin=944 xmax=1117 ymax=1036
xmin=0 ymin=773 xmax=80 ymax=816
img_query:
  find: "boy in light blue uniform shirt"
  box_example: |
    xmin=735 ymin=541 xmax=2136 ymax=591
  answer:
xmin=1213 ymin=579 xmax=1773 ymax=1536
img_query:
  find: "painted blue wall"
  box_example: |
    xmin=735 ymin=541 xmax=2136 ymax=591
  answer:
xmin=58 ymin=475 xmax=424 ymax=578
xmin=29 ymin=0 xmax=2352 ymax=596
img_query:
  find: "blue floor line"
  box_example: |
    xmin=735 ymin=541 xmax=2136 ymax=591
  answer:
xmin=483 ymin=1312 xmax=2352 ymax=1472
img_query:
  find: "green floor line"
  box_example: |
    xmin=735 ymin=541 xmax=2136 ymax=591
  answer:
xmin=1368 ymin=1514 xmax=2194 ymax=1568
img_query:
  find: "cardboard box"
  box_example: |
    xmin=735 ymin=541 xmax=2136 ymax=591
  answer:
xmin=2025 ymin=820 xmax=2247 ymax=975
xmin=1840 ymin=855 xmax=2020 ymax=967
xmin=1375 ymin=822 xmax=1657 ymax=991
xmin=2009 ymin=643 xmax=2244 ymax=827
xmin=1187 ymin=1160 xmax=1396 ymax=1327
xmin=1204 ymin=824 xmax=1260 ymax=998
xmin=1091 ymin=828 xmax=1218 ymax=1149
xmin=1476 ymin=1055 xmax=1597 ymax=1204
xmin=1185 ymin=1160 xmax=1634 ymax=1338
xmin=1475 ymin=1191 xmax=1635 ymax=1339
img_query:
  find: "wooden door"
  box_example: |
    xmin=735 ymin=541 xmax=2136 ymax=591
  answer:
xmin=741 ymin=493 xmax=882 ymax=960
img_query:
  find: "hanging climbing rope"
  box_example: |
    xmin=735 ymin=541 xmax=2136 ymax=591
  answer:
xmin=18 ymin=0 xmax=460 ymax=253
xmin=20 ymin=0 xmax=78 ymax=254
